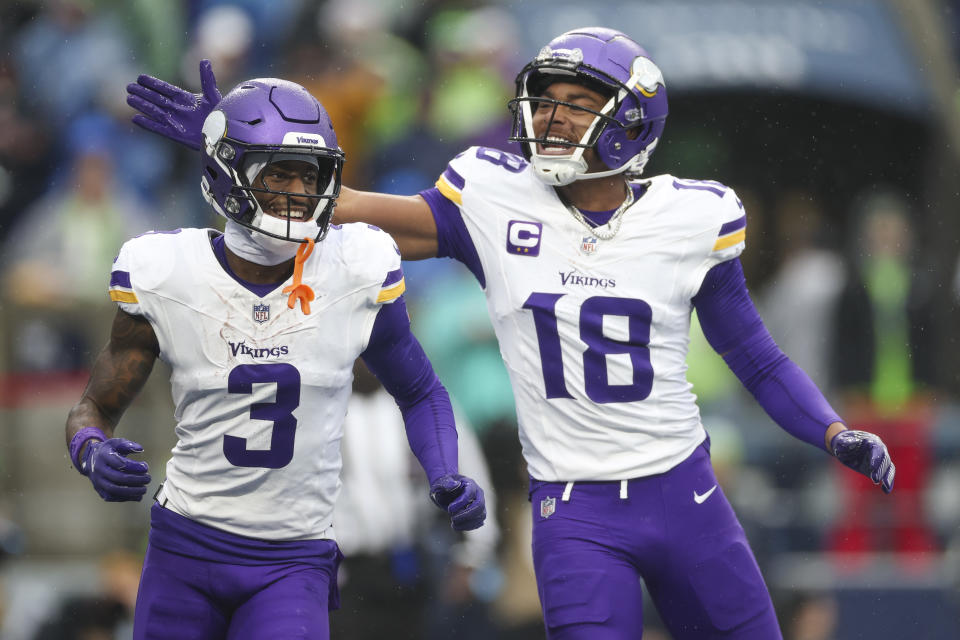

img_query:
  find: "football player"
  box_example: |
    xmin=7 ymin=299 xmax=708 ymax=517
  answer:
xmin=66 ymin=78 xmax=486 ymax=640
xmin=127 ymin=28 xmax=895 ymax=639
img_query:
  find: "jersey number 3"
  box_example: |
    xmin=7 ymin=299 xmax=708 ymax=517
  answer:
xmin=224 ymin=363 xmax=301 ymax=468
xmin=524 ymin=294 xmax=654 ymax=404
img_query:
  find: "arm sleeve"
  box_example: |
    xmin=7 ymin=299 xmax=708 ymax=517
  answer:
xmin=692 ymin=258 xmax=842 ymax=451
xmin=361 ymin=295 xmax=458 ymax=483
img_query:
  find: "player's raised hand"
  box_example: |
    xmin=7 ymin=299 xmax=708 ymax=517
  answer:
xmin=127 ymin=59 xmax=221 ymax=150
xmin=831 ymin=429 xmax=895 ymax=493
xmin=430 ymin=474 xmax=486 ymax=531
xmin=83 ymin=438 xmax=152 ymax=502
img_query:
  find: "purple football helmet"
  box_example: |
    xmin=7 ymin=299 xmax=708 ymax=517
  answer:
xmin=200 ymin=79 xmax=344 ymax=243
xmin=509 ymin=27 xmax=668 ymax=186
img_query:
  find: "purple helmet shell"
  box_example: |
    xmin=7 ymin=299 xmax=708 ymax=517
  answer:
xmin=509 ymin=27 xmax=668 ymax=185
xmin=200 ymin=78 xmax=344 ymax=243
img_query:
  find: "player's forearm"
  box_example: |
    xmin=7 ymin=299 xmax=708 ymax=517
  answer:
xmin=66 ymin=310 xmax=158 ymax=454
xmin=65 ymin=349 xmax=134 ymax=448
xmin=399 ymin=381 xmax=459 ymax=484
xmin=74 ymin=347 xmax=153 ymax=429
xmin=65 ymin=398 xmax=117 ymax=442
xmin=372 ymin=352 xmax=460 ymax=484
xmin=726 ymin=341 xmax=841 ymax=451
xmin=694 ymin=258 xmax=841 ymax=451
xmin=335 ymin=188 xmax=439 ymax=260
xmin=362 ymin=300 xmax=459 ymax=482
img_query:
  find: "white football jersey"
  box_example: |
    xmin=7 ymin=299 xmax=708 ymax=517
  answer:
xmin=432 ymin=147 xmax=746 ymax=481
xmin=108 ymin=225 xmax=406 ymax=540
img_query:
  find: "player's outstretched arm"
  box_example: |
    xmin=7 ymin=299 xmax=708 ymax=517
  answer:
xmin=694 ymin=259 xmax=895 ymax=493
xmin=126 ymin=59 xmax=221 ymax=150
xmin=65 ymin=308 xmax=160 ymax=501
xmin=336 ymin=188 xmax=440 ymax=261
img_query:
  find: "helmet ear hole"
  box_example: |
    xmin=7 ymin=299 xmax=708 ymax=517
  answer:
xmin=626 ymin=123 xmax=650 ymax=142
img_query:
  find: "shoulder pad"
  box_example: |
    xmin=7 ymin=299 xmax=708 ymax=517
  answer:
xmin=329 ymin=223 xmax=404 ymax=304
xmin=435 ymin=146 xmax=529 ymax=206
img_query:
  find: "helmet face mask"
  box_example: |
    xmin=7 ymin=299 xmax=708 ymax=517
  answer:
xmin=520 ymin=91 xmax=617 ymax=151
xmin=508 ymin=28 xmax=668 ymax=186
xmin=200 ymin=80 xmax=345 ymax=244
xmin=239 ymin=152 xmax=340 ymax=241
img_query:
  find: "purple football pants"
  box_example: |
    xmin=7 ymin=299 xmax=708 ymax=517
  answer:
xmin=133 ymin=504 xmax=341 ymax=640
xmin=530 ymin=443 xmax=782 ymax=639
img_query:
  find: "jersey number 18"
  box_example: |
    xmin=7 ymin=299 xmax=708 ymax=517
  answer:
xmin=523 ymin=294 xmax=654 ymax=404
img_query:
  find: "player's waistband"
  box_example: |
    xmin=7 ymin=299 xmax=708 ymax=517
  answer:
xmin=528 ymin=440 xmax=711 ymax=503
xmin=152 ymin=484 xmax=338 ymax=565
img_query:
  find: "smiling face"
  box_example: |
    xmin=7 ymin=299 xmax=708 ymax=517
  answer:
xmin=252 ymin=159 xmax=320 ymax=220
xmin=530 ymin=81 xmax=611 ymax=169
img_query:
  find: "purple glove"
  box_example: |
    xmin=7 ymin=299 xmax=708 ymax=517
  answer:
xmin=126 ymin=59 xmax=221 ymax=150
xmin=831 ymin=430 xmax=895 ymax=494
xmin=430 ymin=474 xmax=486 ymax=531
xmin=82 ymin=438 xmax=152 ymax=502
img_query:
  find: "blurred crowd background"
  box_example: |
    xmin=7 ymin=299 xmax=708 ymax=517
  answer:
xmin=1 ymin=0 xmax=960 ymax=638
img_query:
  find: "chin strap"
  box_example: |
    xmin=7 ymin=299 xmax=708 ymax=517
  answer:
xmin=282 ymin=237 xmax=316 ymax=314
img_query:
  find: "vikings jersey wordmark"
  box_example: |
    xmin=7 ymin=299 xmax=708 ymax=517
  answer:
xmin=430 ymin=147 xmax=746 ymax=481
xmin=109 ymin=225 xmax=405 ymax=540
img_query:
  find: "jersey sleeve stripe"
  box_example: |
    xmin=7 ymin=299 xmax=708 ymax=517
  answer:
xmin=109 ymin=290 xmax=139 ymax=303
xmin=442 ymin=166 xmax=465 ymax=190
xmin=110 ymin=270 xmax=132 ymax=288
xmin=381 ymin=268 xmax=403 ymax=289
xmin=376 ymin=279 xmax=406 ymax=303
xmin=435 ymin=176 xmax=463 ymax=205
xmin=718 ymin=214 xmax=746 ymax=236
xmin=713 ymin=229 xmax=746 ymax=251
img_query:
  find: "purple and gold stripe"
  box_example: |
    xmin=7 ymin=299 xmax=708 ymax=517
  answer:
xmin=435 ymin=166 xmax=465 ymax=205
xmin=382 ymin=268 xmax=403 ymax=288
xmin=713 ymin=215 xmax=747 ymax=251
xmin=376 ymin=268 xmax=406 ymax=303
xmin=110 ymin=270 xmax=132 ymax=288
xmin=108 ymin=269 xmax=138 ymax=303
xmin=109 ymin=290 xmax=139 ymax=303
xmin=442 ymin=166 xmax=465 ymax=190
xmin=718 ymin=215 xmax=746 ymax=236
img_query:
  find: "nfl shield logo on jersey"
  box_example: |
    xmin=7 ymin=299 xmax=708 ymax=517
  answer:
xmin=252 ymin=303 xmax=270 ymax=324
xmin=580 ymin=236 xmax=598 ymax=255
xmin=540 ymin=496 xmax=556 ymax=519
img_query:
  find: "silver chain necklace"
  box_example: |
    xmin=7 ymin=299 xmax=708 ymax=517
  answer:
xmin=566 ymin=185 xmax=635 ymax=241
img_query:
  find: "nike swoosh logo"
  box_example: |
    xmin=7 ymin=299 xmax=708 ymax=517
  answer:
xmin=694 ymin=485 xmax=717 ymax=504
